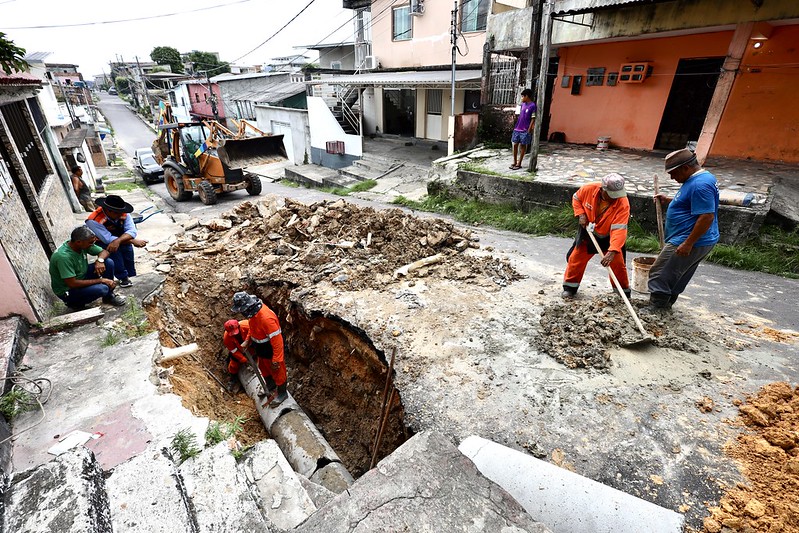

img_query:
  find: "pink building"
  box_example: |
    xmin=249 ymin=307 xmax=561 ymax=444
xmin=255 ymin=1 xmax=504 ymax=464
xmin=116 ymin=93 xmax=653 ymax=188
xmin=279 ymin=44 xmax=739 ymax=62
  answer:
xmin=186 ymin=81 xmax=226 ymax=122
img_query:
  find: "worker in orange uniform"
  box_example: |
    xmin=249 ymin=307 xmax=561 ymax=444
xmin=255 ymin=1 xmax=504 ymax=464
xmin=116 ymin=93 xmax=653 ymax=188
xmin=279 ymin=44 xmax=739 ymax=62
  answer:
xmin=222 ymin=319 xmax=251 ymax=392
xmin=230 ymin=292 xmax=288 ymax=406
xmin=562 ymin=173 xmax=631 ymax=299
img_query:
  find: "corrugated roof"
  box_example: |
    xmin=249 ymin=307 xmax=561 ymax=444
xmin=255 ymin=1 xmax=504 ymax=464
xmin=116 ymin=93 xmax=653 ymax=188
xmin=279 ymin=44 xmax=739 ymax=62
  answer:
xmin=24 ymin=51 xmax=52 ymax=62
xmin=294 ymin=42 xmax=355 ymax=50
xmin=211 ymin=71 xmax=291 ymax=83
xmin=58 ymin=127 xmax=89 ymax=149
xmin=553 ymin=0 xmax=673 ymax=16
xmin=246 ymin=81 xmax=307 ymax=104
xmin=0 ymin=71 xmax=42 ymax=87
xmin=317 ymin=69 xmax=483 ymax=88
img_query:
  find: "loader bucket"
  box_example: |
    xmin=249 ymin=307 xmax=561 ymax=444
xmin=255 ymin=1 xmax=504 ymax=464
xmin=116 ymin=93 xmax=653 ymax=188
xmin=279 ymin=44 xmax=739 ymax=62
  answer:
xmin=217 ymin=135 xmax=288 ymax=169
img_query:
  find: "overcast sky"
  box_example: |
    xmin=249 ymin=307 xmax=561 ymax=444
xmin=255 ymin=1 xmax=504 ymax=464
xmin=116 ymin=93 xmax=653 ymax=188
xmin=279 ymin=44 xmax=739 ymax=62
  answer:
xmin=0 ymin=0 xmax=355 ymax=76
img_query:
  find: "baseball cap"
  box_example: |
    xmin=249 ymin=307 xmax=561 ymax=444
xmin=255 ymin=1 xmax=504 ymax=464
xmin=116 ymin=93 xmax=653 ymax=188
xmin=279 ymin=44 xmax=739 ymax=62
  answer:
xmin=601 ymin=173 xmax=627 ymax=199
xmin=224 ymin=319 xmax=240 ymax=335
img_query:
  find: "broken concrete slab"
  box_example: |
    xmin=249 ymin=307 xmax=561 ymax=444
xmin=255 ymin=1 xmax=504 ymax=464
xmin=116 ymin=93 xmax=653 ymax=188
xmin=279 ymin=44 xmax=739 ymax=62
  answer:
xmin=178 ymin=442 xmax=272 ymax=533
xmin=105 ymin=449 xmax=193 ymax=533
xmin=4 ymin=446 xmax=112 ymax=533
xmin=296 ymin=473 xmax=335 ymax=509
xmin=459 ymin=436 xmax=684 ymax=533
xmin=295 ymin=431 xmax=551 ymax=533
xmin=35 ymin=308 xmax=104 ymax=334
xmin=239 ymin=440 xmax=317 ymax=530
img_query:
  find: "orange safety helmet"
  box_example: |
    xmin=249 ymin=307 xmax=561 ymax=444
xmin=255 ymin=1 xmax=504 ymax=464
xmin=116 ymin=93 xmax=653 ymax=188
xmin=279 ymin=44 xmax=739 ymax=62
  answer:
xmin=224 ymin=319 xmax=240 ymax=335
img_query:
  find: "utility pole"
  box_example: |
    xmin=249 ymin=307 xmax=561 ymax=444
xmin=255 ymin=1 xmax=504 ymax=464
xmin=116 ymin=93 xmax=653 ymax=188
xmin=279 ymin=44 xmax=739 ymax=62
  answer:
xmin=448 ymin=0 xmax=458 ymax=156
xmin=135 ymin=55 xmax=151 ymax=111
xmin=528 ymin=0 xmax=554 ymax=172
xmin=525 ymin=0 xmax=544 ymax=90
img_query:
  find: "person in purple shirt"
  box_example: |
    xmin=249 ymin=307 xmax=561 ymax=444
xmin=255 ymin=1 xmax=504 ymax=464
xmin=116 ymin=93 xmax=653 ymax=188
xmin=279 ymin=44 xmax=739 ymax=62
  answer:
xmin=510 ymin=89 xmax=536 ymax=170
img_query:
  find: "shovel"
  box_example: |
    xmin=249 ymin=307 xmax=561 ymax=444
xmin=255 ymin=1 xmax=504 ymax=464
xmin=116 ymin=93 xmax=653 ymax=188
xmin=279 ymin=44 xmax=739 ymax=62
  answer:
xmin=654 ymin=175 xmax=665 ymax=249
xmin=233 ymin=340 xmax=274 ymax=409
xmin=585 ymin=225 xmax=655 ymax=348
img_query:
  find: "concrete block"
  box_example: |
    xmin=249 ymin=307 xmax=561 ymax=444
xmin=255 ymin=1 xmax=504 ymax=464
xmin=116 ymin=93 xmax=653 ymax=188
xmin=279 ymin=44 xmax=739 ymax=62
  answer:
xmin=239 ymin=440 xmax=317 ymax=530
xmin=459 ymin=436 xmax=685 ymax=533
xmin=36 ymin=308 xmax=104 ymax=334
xmin=295 ymin=431 xmax=549 ymax=533
xmin=296 ymin=473 xmax=335 ymax=509
xmin=106 ymin=449 xmax=193 ymax=533
xmin=178 ymin=442 xmax=271 ymax=533
xmin=4 ymin=446 xmax=112 ymax=533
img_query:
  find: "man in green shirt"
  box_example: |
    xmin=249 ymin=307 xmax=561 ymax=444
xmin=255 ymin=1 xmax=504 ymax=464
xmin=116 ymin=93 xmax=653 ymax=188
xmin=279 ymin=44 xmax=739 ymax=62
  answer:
xmin=49 ymin=225 xmax=126 ymax=310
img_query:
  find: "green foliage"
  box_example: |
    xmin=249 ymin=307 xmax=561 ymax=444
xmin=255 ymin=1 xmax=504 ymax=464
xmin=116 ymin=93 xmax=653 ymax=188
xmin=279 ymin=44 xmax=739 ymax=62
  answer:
xmin=186 ymin=51 xmax=230 ymax=75
xmin=477 ymin=107 xmax=514 ymax=146
xmin=104 ymin=181 xmax=145 ymax=192
xmin=205 ymin=416 xmax=248 ymax=446
xmin=318 ymin=179 xmax=378 ymax=196
xmin=150 ymin=46 xmax=183 ymax=74
xmin=0 ymin=32 xmax=27 ymax=75
xmin=393 ymin=194 xmax=799 ymax=278
xmin=101 ymin=330 xmax=121 ymax=347
xmin=0 ymin=389 xmax=34 ymax=419
xmin=121 ymin=300 xmax=151 ymax=337
xmin=459 ymin=161 xmax=533 ymax=180
xmin=114 ymin=76 xmax=131 ymax=95
xmin=231 ymin=445 xmax=252 ymax=461
xmin=170 ymin=428 xmax=201 ymax=464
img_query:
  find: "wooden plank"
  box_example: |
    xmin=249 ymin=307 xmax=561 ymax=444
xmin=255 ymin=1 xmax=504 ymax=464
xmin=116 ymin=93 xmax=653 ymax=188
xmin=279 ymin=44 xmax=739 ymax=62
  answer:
xmin=36 ymin=308 xmax=104 ymax=334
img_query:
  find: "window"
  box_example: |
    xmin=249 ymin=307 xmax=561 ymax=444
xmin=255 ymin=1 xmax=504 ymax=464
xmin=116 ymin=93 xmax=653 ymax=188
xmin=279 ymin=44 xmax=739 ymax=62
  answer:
xmin=426 ymin=90 xmax=442 ymax=115
xmin=1 ymin=101 xmax=50 ymax=192
xmin=330 ymin=61 xmax=342 ymax=70
xmin=393 ymin=6 xmax=412 ymax=41
xmin=195 ymin=92 xmax=200 ymax=103
xmin=460 ymin=0 xmax=489 ymax=32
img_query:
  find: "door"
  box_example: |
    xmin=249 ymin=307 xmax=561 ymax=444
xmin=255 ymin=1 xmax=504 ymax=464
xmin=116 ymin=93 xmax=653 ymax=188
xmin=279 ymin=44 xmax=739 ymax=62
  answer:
xmin=382 ymin=88 xmax=415 ymax=136
xmin=271 ymin=121 xmax=294 ymax=164
xmin=425 ymin=89 xmax=442 ymax=140
xmin=655 ymin=57 xmax=724 ymax=151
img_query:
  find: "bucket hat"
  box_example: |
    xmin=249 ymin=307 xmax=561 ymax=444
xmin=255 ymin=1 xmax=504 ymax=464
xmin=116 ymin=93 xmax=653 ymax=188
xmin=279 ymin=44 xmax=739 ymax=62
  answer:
xmin=601 ymin=173 xmax=627 ymax=199
xmin=96 ymin=194 xmax=134 ymax=213
xmin=664 ymin=149 xmax=697 ymax=173
xmin=231 ymin=292 xmax=261 ymax=316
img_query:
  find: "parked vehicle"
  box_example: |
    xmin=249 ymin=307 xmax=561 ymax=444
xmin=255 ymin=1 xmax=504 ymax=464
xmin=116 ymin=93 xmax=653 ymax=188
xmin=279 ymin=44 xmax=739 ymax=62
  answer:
xmin=108 ymin=87 xmax=118 ymax=95
xmin=133 ymin=148 xmax=164 ymax=184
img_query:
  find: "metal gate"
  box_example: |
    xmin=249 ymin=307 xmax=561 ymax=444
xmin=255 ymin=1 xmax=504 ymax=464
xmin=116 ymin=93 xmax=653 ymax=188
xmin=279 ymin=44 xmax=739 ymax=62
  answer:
xmin=0 ymin=101 xmax=49 ymax=192
xmin=488 ymin=53 xmax=521 ymax=105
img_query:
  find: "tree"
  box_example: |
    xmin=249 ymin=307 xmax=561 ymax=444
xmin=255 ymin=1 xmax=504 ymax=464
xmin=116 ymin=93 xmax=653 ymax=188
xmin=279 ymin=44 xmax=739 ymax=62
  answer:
xmin=186 ymin=51 xmax=230 ymax=75
xmin=115 ymin=76 xmax=131 ymax=95
xmin=150 ymin=46 xmax=183 ymax=74
xmin=0 ymin=32 xmax=27 ymax=75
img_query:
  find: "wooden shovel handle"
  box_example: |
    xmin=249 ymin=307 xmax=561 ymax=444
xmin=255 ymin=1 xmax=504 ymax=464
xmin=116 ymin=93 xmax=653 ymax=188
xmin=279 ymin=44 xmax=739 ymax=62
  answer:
xmin=585 ymin=229 xmax=649 ymax=338
xmin=654 ymin=175 xmax=665 ymax=249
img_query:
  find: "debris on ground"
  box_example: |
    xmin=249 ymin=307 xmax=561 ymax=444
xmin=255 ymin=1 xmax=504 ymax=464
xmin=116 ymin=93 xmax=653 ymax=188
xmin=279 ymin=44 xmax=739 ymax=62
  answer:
xmin=156 ymin=197 xmax=520 ymax=291
xmin=704 ymin=382 xmax=799 ymax=532
xmin=536 ymin=295 xmax=710 ymax=369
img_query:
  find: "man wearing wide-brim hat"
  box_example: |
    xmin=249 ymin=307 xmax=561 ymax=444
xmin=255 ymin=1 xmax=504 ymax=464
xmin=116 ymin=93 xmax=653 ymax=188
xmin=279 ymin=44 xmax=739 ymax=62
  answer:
xmin=647 ymin=149 xmax=720 ymax=311
xmin=85 ymin=194 xmax=148 ymax=288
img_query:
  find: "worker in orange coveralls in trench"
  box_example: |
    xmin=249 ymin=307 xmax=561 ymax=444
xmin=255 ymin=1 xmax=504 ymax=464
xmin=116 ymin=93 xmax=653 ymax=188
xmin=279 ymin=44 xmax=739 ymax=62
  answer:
xmin=230 ymin=292 xmax=288 ymax=406
xmin=562 ymin=173 xmax=631 ymax=299
xmin=222 ymin=319 xmax=251 ymax=392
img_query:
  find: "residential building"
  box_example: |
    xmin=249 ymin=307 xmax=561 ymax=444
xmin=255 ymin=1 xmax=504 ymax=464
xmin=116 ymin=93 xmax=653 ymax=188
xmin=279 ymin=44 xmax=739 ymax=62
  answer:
xmin=0 ymin=72 xmax=80 ymax=322
xmin=297 ymin=42 xmax=357 ymax=71
xmin=265 ymin=55 xmax=312 ymax=73
xmin=168 ymin=80 xmax=227 ymax=124
xmin=486 ymin=0 xmax=799 ymax=163
xmin=210 ymin=71 xmax=307 ymax=123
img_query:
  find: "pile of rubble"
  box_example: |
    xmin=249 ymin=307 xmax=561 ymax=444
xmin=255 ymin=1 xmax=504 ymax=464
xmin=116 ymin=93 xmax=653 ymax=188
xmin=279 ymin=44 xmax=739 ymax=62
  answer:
xmin=536 ymin=295 xmax=709 ymax=369
xmin=161 ymin=197 xmax=520 ymax=291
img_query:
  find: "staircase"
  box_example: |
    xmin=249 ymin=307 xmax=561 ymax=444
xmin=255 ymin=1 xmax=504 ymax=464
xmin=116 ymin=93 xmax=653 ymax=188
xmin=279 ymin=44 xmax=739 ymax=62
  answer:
xmin=308 ymin=74 xmax=360 ymax=135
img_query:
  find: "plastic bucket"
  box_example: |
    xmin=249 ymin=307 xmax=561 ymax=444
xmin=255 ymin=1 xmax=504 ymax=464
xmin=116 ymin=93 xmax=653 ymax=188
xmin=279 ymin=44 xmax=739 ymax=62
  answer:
xmin=597 ymin=136 xmax=611 ymax=150
xmin=632 ymin=256 xmax=656 ymax=293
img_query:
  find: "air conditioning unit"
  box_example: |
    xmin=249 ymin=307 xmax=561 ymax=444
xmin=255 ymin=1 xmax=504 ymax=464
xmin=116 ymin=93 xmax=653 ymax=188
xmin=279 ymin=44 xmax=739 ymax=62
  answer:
xmin=410 ymin=0 xmax=425 ymax=16
xmin=363 ymin=56 xmax=378 ymax=70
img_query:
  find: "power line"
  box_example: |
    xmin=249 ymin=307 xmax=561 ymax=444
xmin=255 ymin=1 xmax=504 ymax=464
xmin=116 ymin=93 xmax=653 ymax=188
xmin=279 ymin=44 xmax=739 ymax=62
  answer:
xmin=231 ymin=0 xmax=318 ymax=63
xmin=1 ymin=0 xmax=256 ymax=29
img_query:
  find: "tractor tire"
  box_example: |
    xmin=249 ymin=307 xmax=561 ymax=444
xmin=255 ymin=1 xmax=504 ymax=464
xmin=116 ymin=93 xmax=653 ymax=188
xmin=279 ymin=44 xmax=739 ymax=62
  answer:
xmin=197 ymin=180 xmax=218 ymax=205
xmin=164 ymin=168 xmax=192 ymax=202
xmin=245 ymin=174 xmax=262 ymax=196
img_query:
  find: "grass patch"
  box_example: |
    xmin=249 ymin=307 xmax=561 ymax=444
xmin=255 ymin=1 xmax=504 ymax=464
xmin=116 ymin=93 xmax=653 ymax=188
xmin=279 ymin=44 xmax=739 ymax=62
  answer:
xmin=0 ymin=389 xmax=35 ymax=419
xmin=120 ymin=300 xmax=151 ymax=337
xmin=170 ymin=428 xmax=201 ymax=464
xmin=205 ymin=416 xmax=248 ymax=447
xmin=280 ymin=179 xmax=301 ymax=188
xmin=101 ymin=330 xmax=121 ymax=347
xmin=393 ymin=193 xmax=799 ymax=278
xmin=104 ymin=180 xmax=143 ymax=192
xmin=459 ymin=161 xmax=535 ymax=181
xmin=291 ymin=179 xmax=379 ymax=196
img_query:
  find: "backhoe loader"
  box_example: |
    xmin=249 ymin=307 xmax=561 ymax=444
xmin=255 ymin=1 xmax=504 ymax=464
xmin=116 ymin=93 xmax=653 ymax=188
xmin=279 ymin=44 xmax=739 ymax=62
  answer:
xmin=151 ymin=102 xmax=287 ymax=205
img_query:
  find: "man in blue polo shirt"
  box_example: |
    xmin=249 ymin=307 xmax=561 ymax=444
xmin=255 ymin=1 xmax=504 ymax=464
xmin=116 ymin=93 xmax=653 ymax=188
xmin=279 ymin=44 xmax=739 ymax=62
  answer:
xmin=647 ymin=149 xmax=719 ymax=311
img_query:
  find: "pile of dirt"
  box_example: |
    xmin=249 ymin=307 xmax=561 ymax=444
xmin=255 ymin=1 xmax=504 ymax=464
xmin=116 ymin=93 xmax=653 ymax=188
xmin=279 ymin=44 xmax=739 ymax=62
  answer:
xmin=536 ymin=295 xmax=710 ymax=369
xmin=703 ymin=382 xmax=799 ymax=532
xmin=166 ymin=197 xmax=520 ymax=291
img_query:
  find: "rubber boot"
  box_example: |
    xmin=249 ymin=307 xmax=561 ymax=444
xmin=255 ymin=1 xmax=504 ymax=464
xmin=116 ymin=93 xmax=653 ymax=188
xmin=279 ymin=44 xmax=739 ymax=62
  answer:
xmin=258 ymin=376 xmax=277 ymax=398
xmin=270 ymin=384 xmax=288 ymax=407
xmin=561 ymin=286 xmax=577 ymax=300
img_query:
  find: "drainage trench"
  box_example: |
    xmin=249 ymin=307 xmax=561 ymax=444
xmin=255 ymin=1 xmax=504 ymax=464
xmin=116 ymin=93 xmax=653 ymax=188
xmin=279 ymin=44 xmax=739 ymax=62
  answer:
xmin=149 ymin=279 xmax=410 ymax=480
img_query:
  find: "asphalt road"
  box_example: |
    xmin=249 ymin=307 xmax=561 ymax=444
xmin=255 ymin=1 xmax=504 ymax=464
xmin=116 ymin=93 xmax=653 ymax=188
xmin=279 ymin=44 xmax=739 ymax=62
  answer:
xmin=96 ymin=93 xmax=157 ymax=159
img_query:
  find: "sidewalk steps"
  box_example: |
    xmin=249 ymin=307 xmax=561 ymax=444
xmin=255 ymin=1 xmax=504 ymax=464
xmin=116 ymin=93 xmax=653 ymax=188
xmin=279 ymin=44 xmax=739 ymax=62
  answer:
xmin=284 ymin=165 xmax=360 ymax=190
xmin=3 ymin=446 xmax=112 ymax=533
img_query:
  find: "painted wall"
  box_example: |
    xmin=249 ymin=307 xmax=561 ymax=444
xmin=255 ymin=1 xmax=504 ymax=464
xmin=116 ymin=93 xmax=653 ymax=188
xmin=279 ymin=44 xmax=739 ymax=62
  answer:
xmin=186 ymin=82 xmax=226 ymax=119
xmin=254 ymin=105 xmax=310 ymax=164
xmin=371 ymin=0 xmax=485 ymax=68
xmin=307 ymin=96 xmax=362 ymax=169
xmin=548 ymin=31 xmax=733 ymax=150
xmin=552 ymin=0 xmax=799 ymax=45
xmin=711 ymin=24 xmax=799 ymax=163
xmin=0 ymin=242 xmax=35 ymax=322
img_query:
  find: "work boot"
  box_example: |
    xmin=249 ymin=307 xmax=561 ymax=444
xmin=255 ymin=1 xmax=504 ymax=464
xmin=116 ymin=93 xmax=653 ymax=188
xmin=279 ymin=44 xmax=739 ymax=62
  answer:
xmin=613 ymin=287 xmax=632 ymax=299
xmin=270 ymin=384 xmax=288 ymax=407
xmin=561 ymin=288 xmax=577 ymax=300
xmin=102 ymin=292 xmax=126 ymax=306
xmin=226 ymin=375 xmax=241 ymax=393
xmin=643 ymin=293 xmax=672 ymax=314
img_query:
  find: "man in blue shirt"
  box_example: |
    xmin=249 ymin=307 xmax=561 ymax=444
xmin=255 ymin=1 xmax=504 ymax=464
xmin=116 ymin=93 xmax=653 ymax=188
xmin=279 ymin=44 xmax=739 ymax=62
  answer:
xmin=647 ymin=149 xmax=720 ymax=311
xmin=85 ymin=195 xmax=148 ymax=288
